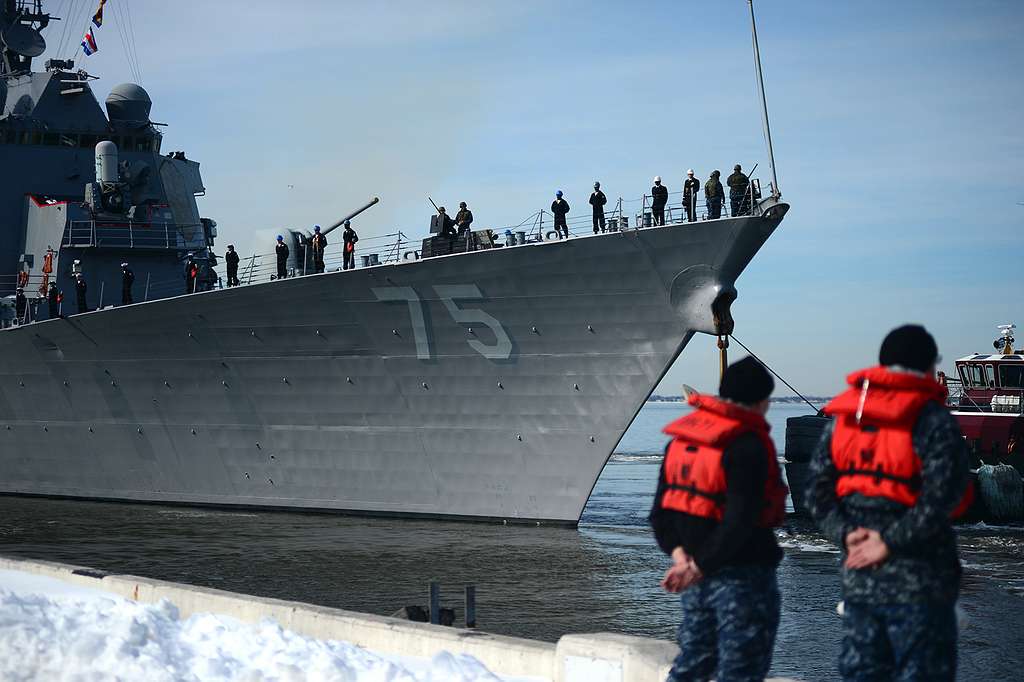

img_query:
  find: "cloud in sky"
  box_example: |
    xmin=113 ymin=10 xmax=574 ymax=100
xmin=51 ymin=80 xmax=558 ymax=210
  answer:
xmin=39 ymin=0 xmax=1024 ymax=395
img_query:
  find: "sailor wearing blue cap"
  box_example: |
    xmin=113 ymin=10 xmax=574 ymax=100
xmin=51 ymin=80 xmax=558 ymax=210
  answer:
xmin=275 ymin=234 xmax=289 ymax=279
xmin=551 ymin=190 xmax=570 ymax=240
xmin=311 ymin=224 xmax=328 ymax=273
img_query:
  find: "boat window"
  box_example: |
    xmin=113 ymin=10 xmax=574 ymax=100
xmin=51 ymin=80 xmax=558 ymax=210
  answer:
xmin=43 ymin=133 xmax=58 ymax=146
xmin=1000 ymin=365 xmax=1024 ymax=389
xmin=986 ymin=364 xmax=996 ymax=388
xmin=966 ymin=364 xmax=985 ymax=387
xmin=78 ymin=134 xmax=97 ymax=149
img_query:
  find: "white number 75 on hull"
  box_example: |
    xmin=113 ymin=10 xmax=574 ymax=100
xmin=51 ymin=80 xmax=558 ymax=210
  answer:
xmin=372 ymin=284 xmax=513 ymax=361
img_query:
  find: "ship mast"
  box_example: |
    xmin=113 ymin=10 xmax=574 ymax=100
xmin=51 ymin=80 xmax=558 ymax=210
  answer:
xmin=748 ymin=0 xmax=779 ymax=198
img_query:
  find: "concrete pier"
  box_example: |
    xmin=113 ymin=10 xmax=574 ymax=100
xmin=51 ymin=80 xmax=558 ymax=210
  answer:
xmin=0 ymin=554 xmax=797 ymax=681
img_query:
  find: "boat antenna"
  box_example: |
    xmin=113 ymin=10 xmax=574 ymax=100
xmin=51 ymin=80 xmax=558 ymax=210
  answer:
xmin=748 ymin=0 xmax=780 ymax=198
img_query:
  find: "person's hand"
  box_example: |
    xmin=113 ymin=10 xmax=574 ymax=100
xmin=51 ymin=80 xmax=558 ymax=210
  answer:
xmin=844 ymin=529 xmax=890 ymax=570
xmin=662 ymin=561 xmax=703 ymax=592
xmin=661 ymin=547 xmax=703 ymax=592
xmin=845 ymin=527 xmax=870 ymax=551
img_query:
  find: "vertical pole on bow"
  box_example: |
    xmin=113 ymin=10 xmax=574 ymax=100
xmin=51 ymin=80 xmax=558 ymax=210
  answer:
xmin=749 ymin=0 xmax=780 ymax=197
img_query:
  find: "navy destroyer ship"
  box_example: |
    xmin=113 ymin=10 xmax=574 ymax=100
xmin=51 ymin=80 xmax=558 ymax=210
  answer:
xmin=0 ymin=1 xmax=789 ymax=524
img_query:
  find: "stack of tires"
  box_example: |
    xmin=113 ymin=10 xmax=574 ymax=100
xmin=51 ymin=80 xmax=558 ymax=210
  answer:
xmin=783 ymin=415 xmax=830 ymax=516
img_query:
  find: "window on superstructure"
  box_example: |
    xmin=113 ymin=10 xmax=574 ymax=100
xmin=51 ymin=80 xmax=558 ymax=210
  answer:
xmin=986 ymin=364 xmax=996 ymax=388
xmin=78 ymin=134 xmax=97 ymax=149
xmin=967 ymin=364 xmax=985 ymax=387
xmin=43 ymin=133 xmax=58 ymax=145
xmin=1000 ymin=365 xmax=1024 ymax=389
xmin=30 ymin=132 xmax=42 ymax=145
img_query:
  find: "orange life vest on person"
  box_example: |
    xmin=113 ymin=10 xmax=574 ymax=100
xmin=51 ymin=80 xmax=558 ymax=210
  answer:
xmin=825 ymin=366 xmax=974 ymax=517
xmin=660 ymin=393 xmax=788 ymax=527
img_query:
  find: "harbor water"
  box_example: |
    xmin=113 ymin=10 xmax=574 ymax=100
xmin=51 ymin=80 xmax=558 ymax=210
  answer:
xmin=1 ymin=402 xmax=1021 ymax=680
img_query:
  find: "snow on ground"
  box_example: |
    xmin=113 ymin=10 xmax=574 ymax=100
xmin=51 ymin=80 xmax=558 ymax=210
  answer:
xmin=0 ymin=568 xmax=524 ymax=682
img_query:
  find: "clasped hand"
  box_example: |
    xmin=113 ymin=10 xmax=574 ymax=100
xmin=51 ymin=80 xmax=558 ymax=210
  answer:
xmin=661 ymin=546 xmax=703 ymax=593
xmin=844 ymin=527 xmax=890 ymax=570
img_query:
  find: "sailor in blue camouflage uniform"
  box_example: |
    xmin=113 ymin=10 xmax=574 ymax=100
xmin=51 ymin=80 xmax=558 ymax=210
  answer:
xmin=806 ymin=325 xmax=970 ymax=681
xmin=651 ymin=357 xmax=788 ymax=682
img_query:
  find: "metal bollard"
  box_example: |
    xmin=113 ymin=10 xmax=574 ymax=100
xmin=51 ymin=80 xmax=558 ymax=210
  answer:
xmin=429 ymin=580 xmax=440 ymax=625
xmin=465 ymin=585 xmax=476 ymax=628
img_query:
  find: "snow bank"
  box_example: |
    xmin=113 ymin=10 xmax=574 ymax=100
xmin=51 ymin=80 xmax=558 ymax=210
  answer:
xmin=0 ymin=570 xmax=507 ymax=682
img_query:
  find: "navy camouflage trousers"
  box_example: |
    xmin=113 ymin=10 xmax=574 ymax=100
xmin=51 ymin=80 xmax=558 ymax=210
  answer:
xmin=840 ymin=601 xmax=957 ymax=681
xmin=667 ymin=564 xmax=780 ymax=682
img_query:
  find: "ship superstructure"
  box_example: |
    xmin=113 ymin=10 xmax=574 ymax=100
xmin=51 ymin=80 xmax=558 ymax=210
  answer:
xmin=0 ymin=1 xmax=790 ymax=524
xmin=0 ymin=0 xmax=217 ymax=312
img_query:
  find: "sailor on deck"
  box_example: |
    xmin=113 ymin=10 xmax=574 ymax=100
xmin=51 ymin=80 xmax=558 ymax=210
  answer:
xmin=275 ymin=236 xmax=289 ymax=279
xmin=589 ymin=182 xmax=607 ymax=234
xmin=343 ymin=221 xmax=359 ymax=270
xmin=683 ymin=170 xmax=701 ymax=223
xmin=551 ymin=191 xmax=570 ymax=239
xmin=184 ymin=254 xmax=199 ymax=293
xmin=74 ymin=273 xmax=88 ymax=314
xmin=651 ymin=176 xmax=668 ymax=226
xmin=455 ymin=202 xmax=474 ymax=237
xmin=14 ymin=287 xmax=27 ymax=324
xmin=311 ymin=226 xmax=328 ymax=274
xmin=121 ymin=262 xmax=134 ymax=305
xmin=47 ymin=282 xmax=61 ymax=319
xmin=727 ymin=165 xmax=750 ymax=217
xmin=225 ymin=245 xmax=240 ymax=286
xmin=705 ymin=170 xmax=724 ymax=220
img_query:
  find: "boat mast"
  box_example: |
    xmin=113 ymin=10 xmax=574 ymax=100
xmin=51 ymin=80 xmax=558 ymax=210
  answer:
xmin=748 ymin=0 xmax=779 ymax=198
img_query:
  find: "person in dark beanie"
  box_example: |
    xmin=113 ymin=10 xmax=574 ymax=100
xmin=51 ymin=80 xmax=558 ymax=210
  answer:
xmin=806 ymin=324 xmax=971 ymax=681
xmin=651 ymin=355 xmax=788 ymax=682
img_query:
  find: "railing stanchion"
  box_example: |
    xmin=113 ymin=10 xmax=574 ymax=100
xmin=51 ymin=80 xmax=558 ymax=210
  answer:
xmin=144 ymin=273 xmax=151 ymax=301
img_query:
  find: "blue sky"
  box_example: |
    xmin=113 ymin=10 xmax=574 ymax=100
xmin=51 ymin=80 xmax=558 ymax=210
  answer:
xmin=43 ymin=0 xmax=1023 ymax=395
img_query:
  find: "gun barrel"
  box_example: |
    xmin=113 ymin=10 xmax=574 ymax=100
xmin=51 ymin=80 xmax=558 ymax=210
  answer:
xmin=321 ymin=197 xmax=380 ymax=236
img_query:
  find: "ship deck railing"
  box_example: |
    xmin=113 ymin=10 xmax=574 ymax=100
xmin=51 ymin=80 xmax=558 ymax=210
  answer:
xmin=62 ymin=220 xmax=207 ymax=251
xmin=232 ymin=177 xmax=769 ymax=285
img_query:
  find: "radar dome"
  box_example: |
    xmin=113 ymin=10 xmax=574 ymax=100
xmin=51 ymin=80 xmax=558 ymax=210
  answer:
xmin=105 ymin=83 xmax=152 ymax=122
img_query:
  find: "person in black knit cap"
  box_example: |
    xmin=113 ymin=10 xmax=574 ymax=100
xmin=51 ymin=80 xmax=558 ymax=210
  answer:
xmin=651 ymin=355 xmax=788 ymax=682
xmin=807 ymin=324 xmax=971 ymax=681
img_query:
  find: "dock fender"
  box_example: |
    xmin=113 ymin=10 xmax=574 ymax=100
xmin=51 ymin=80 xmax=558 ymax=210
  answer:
xmin=668 ymin=265 xmax=736 ymax=335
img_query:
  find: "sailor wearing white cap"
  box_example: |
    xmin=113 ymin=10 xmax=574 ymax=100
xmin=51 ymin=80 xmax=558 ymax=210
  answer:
xmin=121 ymin=262 xmax=135 ymax=305
xmin=651 ymin=176 xmax=668 ymax=226
xmin=683 ymin=169 xmax=701 ymax=223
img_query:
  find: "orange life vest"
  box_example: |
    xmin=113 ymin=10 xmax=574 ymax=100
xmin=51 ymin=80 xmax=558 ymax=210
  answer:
xmin=660 ymin=393 xmax=788 ymax=527
xmin=825 ymin=366 xmax=974 ymax=517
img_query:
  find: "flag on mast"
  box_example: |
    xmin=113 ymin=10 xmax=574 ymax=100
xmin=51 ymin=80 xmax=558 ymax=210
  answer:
xmin=81 ymin=28 xmax=99 ymax=56
xmin=92 ymin=0 xmax=107 ymax=28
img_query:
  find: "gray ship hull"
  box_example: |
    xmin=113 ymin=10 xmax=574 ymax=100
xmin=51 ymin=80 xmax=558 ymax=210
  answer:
xmin=0 ymin=204 xmax=786 ymax=524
